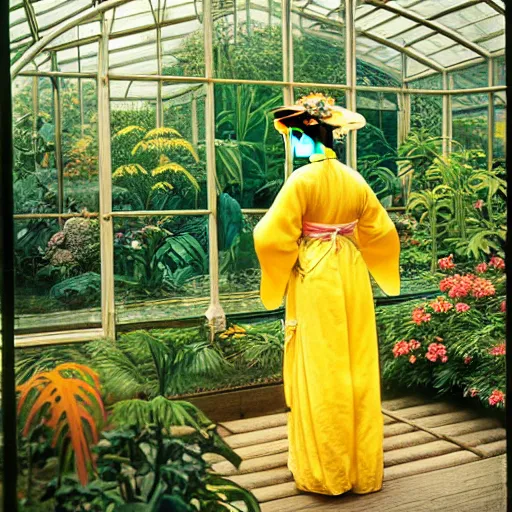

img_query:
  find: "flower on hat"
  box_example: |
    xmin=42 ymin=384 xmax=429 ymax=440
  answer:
xmin=296 ymin=93 xmax=335 ymax=120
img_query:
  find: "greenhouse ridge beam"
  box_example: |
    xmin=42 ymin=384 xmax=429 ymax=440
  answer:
xmin=17 ymin=70 xmax=507 ymax=96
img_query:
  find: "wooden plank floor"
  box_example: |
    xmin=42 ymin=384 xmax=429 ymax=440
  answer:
xmin=211 ymin=395 xmax=507 ymax=511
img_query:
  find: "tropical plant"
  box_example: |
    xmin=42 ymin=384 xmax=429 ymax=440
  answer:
xmin=85 ymin=329 xmax=229 ymax=400
xmin=17 ymin=363 xmax=106 ymax=486
xmin=377 ymin=253 xmax=506 ymax=409
xmin=112 ymin=126 xmax=201 ymax=210
xmin=407 ymin=186 xmax=452 ymax=272
xmin=114 ymin=224 xmax=208 ymax=296
xmin=42 ymin=422 xmax=261 ymax=511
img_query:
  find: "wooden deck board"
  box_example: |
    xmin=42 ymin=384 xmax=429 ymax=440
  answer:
xmin=214 ymin=394 xmax=506 ymax=509
xmin=260 ymin=455 xmax=506 ymax=511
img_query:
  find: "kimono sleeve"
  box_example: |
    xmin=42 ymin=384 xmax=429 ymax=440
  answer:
xmin=356 ymin=184 xmax=401 ymax=296
xmin=253 ymin=173 xmax=307 ymax=310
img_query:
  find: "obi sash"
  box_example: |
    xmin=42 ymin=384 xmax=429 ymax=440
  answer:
xmin=302 ymin=220 xmax=358 ymax=240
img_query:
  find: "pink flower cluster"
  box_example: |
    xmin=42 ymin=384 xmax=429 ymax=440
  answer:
xmin=438 ymin=254 xmax=455 ymax=270
xmin=475 ymin=256 xmax=505 ymax=273
xmin=455 ymin=302 xmax=470 ymax=313
xmin=412 ymin=307 xmax=431 ymax=325
xmin=501 ymin=300 xmax=506 ymax=312
xmin=489 ymin=389 xmax=505 ymax=406
xmin=392 ymin=339 xmax=421 ymax=359
xmin=463 ymin=355 xmax=473 ymax=364
xmin=472 ymin=277 xmax=496 ymax=299
xmin=476 ymin=262 xmax=487 ymax=273
xmin=489 ymin=256 xmax=505 ymax=270
xmin=425 ymin=342 xmax=448 ymax=363
xmin=439 ymin=273 xmax=495 ymax=299
xmin=489 ymin=343 xmax=506 ymax=356
xmin=429 ymin=297 xmax=453 ymax=313
xmin=474 ymin=199 xmax=484 ymax=210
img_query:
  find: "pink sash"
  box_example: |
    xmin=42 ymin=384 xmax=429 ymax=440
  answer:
xmin=302 ymin=220 xmax=358 ymax=240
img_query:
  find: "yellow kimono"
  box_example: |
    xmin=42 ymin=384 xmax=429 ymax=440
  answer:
xmin=253 ymin=150 xmax=400 ymax=495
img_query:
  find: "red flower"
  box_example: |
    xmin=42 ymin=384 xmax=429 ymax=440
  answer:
xmin=474 ymin=199 xmax=484 ymax=210
xmin=430 ymin=297 xmax=453 ymax=313
xmin=489 ymin=256 xmax=505 ymax=270
xmin=470 ymin=388 xmax=479 ymax=397
xmin=471 ymin=277 xmax=496 ymax=299
xmin=489 ymin=389 xmax=505 ymax=406
xmin=438 ymin=254 xmax=455 ymax=270
xmin=455 ymin=302 xmax=470 ymax=313
xmin=463 ymin=355 xmax=473 ymax=364
xmin=409 ymin=355 xmax=417 ymax=364
xmin=408 ymin=339 xmax=421 ymax=350
xmin=501 ymin=300 xmax=506 ymax=312
xmin=476 ymin=262 xmax=488 ymax=274
xmin=392 ymin=340 xmax=410 ymax=358
xmin=410 ymin=239 xmax=420 ymax=246
xmin=412 ymin=307 xmax=432 ymax=325
xmin=489 ymin=343 xmax=506 ymax=356
xmin=426 ymin=342 xmax=448 ymax=363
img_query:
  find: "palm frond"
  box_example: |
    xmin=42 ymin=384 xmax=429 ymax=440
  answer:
xmin=144 ymin=127 xmax=183 ymax=139
xmin=114 ymin=125 xmax=147 ymax=138
xmin=151 ymin=162 xmax=200 ymax=191
xmin=132 ymin=138 xmax=199 ymax=161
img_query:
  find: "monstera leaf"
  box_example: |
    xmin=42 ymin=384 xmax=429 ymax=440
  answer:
xmin=218 ymin=193 xmax=243 ymax=251
xmin=17 ymin=363 xmax=106 ymax=485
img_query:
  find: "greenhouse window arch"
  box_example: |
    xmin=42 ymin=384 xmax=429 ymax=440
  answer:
xmin=9 ymin=0 xmax=506 ymax=347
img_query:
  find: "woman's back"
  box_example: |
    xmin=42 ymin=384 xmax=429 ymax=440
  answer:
xmin=293 ymin=158 xmax=368 ymax=225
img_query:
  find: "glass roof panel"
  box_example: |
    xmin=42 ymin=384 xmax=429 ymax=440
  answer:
xmin=8 ymin=0 xmax=506 ymax=82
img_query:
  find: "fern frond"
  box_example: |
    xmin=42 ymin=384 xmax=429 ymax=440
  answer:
xmin=151 ymin=163 xmax=200 ymax=191
xmin=144 ymin=127 xmax=183 ymax=139
xmin=111 ymin=396 xmax=213 ymax=432
xmin=85 ymin=339 xmax=158 ymax=400
xmin=114 ymin=125 xmax=146 ymax=138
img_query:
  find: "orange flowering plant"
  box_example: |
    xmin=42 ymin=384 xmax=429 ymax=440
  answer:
xmin=378 ymin=253 xmax=505 ymax=409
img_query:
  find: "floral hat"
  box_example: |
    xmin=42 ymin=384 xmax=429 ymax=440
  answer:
xmin=271 ymin=92 xmax=366 ymax=137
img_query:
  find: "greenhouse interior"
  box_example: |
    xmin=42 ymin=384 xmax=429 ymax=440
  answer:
xmin=1 ymin=0 xmax=508 ymax=509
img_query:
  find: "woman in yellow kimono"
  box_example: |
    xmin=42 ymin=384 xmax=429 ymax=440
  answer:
xmin=253 ymin=93 xmax=400 ymax=496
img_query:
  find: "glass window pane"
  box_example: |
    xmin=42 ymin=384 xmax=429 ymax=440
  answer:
xmin=357 ymin=92 xmax=399 ymax=207
xmin=219 ymin=213 xmax=267 ymax=314
xmin=452 ymin=94 xmax=488 ymax=152
xmin=494 ymin=93 xmax=506 ymax=160
xmin=61 ymin=78 xmax=99 ymax=213
xmin=214 ymin=84 xmax=285 ymax=209
xmin=293 ymin=0 xmax=346 ymax=85
xmin=14 ymin=218 xmax=102 ymax=333
xmin=114 ymin=215 xmax=210 ymax=324
xmin=213 ymin=0 xmax=282 ymax=81
xmin=13 ymin=77 xmax=58 ymax=215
